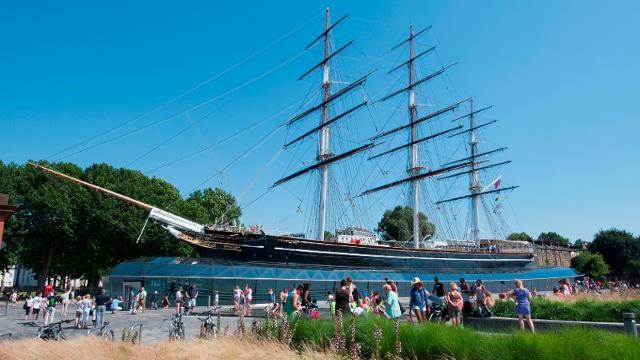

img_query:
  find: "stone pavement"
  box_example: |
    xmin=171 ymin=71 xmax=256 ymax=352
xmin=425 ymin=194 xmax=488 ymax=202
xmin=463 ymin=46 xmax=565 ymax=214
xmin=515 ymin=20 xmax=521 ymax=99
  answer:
xmin=0 ymin=301 xmax=257 ymax=344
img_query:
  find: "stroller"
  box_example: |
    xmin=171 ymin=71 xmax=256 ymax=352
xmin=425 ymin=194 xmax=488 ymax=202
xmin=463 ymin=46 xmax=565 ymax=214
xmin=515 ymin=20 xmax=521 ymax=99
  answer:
xmin=427 ymin=295 xmax=447 ymax=323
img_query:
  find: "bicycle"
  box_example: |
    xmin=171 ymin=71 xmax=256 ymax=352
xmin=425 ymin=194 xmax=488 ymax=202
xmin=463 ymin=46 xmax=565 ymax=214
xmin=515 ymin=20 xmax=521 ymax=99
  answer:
xmin=36 ymin=319 xmax=73 ymax=341
xmin=196 ymin=309 xmax=217 ymax=339
xmin=168 ymin=313 xmax=185 ymax=341
xmin=121 ymin=323 xmax=143 ymax=344
xmin=0 ymin=333 xmax=12 ymax=341
xmin=87 ymin=321 xmax=114 ymax=341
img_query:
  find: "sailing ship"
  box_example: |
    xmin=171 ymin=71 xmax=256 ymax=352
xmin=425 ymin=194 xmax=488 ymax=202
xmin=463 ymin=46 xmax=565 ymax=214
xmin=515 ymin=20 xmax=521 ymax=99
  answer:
xmin=29 ymin=9 xmax=541 ymax=275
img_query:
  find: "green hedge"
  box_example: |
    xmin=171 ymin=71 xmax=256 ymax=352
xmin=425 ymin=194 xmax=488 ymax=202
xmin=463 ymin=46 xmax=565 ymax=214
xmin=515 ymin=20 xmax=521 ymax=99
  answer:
xmin=274 ymin=317 xmax=640 ymax=360
xmin=492 ymin=298 xmax=640 ymax=322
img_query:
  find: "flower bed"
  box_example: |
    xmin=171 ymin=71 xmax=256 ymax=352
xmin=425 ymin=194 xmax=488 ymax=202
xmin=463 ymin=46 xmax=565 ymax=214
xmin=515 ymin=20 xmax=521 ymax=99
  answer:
xmin=258 ymin=316 xmax=639 ymax=360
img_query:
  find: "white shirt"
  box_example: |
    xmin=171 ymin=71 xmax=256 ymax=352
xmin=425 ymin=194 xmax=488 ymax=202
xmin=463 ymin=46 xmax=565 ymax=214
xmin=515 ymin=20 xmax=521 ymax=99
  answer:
xmin=32 ymin=297 xmax=42 ymax=309
xmin=26 ymin=298 xmax=34 ymax=307
xmin=175 ymin=291 xmax=183 ymax=300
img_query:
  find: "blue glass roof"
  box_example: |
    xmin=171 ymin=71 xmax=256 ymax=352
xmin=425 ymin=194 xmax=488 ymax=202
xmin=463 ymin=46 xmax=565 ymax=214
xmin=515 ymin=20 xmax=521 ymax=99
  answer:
xmin=108 ymin=257 xmax=578 ymax=282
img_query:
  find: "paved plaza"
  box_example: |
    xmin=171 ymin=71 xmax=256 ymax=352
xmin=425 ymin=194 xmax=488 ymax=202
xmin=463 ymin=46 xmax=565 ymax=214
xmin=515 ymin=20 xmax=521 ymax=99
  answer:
xmin=0 ymin=301 xmax=256 ymax=344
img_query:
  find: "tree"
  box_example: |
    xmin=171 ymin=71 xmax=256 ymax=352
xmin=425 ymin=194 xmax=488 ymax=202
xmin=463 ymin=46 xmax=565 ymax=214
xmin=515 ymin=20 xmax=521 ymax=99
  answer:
xmin=323 ymin=231 xmax=335 ymax=241
xmin=506 ymin=232 xmax=533 ymax=242
xmin=538 ymin=232 xmax=571 ymax=247
xmin=570 ymin=251 xmax=609 ymax=279
xmin=377 ymin=206 xmax=435 ymax=242
xmin=0 ymin=160 xmax=242 ymax=288
xmin=589 ymin=228 xmax=639 ymax=276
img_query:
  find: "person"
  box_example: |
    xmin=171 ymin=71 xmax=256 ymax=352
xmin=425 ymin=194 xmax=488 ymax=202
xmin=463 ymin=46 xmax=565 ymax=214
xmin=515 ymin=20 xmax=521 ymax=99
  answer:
xmin=94 ymin=288 xmax=110 ymax=327
xmin=459 ymin=278 xmax=470 ymax=302
xmin=327 ymin=291 xmax=336 ymax=317
xmin=335 ymin=279 xmax=351 ymax=316
xmin=32 ymin=293 xmax=42 ymax=320
xmin=175 ymin=287 xmax=184 ymax=315
xmin=61 ymin=288 xmax=72 ymax=317
xmin=110 ymin=296 xmax=123 ymax=313
xmin=383 ymin=284 xmax=401 ymax=319
xmin=561 ymin=279 xmax=571 ymax=297
xmin=300 ymin=283 xmax=311 ymax=309
xmin=446 ymin=282 xmax=464 ymax=327
xmin=10 ymin=290 xmax=17 ymax=305
xmin=283 ymin=284 xmax=303 ymax=316
xmin=485 ymin=290 xmax=496 ymax=309
xmin=81 ymin=294 xmax=92 ymax=329
xmin=43 ymin=282 xmax=53 ymax=299
xmin=433 ymin=277 xmax=445 ymax=299
xmin=279 ymin=288 xmax=288 ymax=316
xmin=409 ymin=277 xmax=428 ymax=323
xmin=506 ymin=279 xmax=534 ymax=333
xmin=213 ymin=290 xmax=219 ymax=309
xmin=135 ymin=286 xmax=147 ymax=313
xmin=244 ymin=284 xmax=252 ymax=315
xmin=128 ymin=288 xmax=136 ymax=314
xmin=162 ymin=294 xmax=170 ymax=310
xmin=233 ymin=286 xmax=241 ymax=313
xmin=187 ymin=284 xmax=198 ymax=314
xmin=346 ymin=277 xmax=357 ymax=304
xmin=44 ymin=291 xmax=57 ymax=325
xmin=24 ymin=294 xmax=33 ymax=320
xmin=150 ymin=291 xmax=158 ymax=310
xmin=475 ymin=279 xmax=490 ymax=317
xmin=74 ymin=296 xmax=83 ymax=328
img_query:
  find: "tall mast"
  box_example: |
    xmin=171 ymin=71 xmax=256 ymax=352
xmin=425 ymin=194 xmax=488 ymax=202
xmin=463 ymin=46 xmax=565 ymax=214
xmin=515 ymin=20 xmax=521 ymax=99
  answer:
xmin=407 ymin=25 xmax=420 ymax=249
xmin=318 ymin=8 xmax=331 ymax=242
xmin=469 ymin=99 xmax=481 ymax=245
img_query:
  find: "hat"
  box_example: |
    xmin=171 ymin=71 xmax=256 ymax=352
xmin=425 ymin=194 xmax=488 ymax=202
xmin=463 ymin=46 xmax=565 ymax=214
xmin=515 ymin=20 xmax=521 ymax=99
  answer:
xmin=411 ymin=277 xmax=422 ymax=285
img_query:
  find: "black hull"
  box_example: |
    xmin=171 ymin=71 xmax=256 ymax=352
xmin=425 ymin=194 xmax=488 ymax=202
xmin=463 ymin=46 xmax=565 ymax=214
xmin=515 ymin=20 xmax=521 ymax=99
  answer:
xmin=182 ymin=230 xmax=537 ymax=274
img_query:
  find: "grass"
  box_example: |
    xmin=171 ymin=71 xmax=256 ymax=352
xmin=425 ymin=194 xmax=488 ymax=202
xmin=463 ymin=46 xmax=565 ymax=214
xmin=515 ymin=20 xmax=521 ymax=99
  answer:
xmin=270 ymin=317 xmax=640 ymax=360
xmin=0 ymin=336 xmax=334 ymax=360
xmin=491 ymin=297 xmax=640 ymax=322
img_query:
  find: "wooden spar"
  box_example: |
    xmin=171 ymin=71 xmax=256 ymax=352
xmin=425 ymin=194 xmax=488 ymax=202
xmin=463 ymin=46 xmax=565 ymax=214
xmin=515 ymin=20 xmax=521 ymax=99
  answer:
xmin=438 ymin=160 xmax=511 ymax=180
xmin=368 ymin=124 xmax=463 ymax=160
xmin=378 ymin=63 xmax=457 ymax=102
xmin=443 ymin=147 xmax=508 ymax=166
xmin=27 ymin=162 xmax=153 ymax=210
xmin=298 ymin=40 xmax=354 ymax=80
xmin=388 ymin=46 xmax=436 ymax=74
xmin=435 ymin=186 xmax=520 ymax=205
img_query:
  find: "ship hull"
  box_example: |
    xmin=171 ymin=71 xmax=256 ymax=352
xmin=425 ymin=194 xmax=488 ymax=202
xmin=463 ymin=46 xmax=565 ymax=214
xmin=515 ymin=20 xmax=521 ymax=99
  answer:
xmin=181 ymin=229 xmax=537 ymax=274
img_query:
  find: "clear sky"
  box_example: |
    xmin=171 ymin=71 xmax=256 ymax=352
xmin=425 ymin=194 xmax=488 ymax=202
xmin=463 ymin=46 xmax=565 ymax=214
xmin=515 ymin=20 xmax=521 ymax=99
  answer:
xmin=2 ymin=0 xmax=639 ymax=242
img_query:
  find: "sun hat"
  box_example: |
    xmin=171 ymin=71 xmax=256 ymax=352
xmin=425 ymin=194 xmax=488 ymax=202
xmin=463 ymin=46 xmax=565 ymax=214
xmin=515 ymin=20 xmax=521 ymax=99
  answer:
xmin=411 ymin=277 xmax=422 ymax=285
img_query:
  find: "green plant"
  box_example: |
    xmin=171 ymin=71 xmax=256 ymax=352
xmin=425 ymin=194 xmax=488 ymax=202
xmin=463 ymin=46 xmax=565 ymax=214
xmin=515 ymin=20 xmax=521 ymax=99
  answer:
xmin=492 ymin=298 xmax=640 ymax=322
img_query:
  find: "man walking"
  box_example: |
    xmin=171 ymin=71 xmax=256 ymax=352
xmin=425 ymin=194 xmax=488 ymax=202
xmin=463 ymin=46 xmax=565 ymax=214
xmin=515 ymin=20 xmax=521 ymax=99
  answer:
xmin=136 ymin=287 xmax=147 ymax=313
xmin=94 ymin=288 xmax=111 ymax=327
xmin=44 ymin=291 xmax=57 ymax=325
xmin=187 ymin=284 xmax=198 ymax=314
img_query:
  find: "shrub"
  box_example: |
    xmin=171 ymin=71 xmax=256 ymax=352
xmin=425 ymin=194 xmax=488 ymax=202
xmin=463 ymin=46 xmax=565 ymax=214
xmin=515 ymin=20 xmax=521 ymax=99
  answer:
xmin=282 ymin=317 xmax=639 ymax=360
xmin=492 ymin=297 xmax=640 ymax=322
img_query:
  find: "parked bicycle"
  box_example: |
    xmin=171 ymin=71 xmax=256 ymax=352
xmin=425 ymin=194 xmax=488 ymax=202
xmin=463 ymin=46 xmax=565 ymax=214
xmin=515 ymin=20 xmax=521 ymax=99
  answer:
xmin=87 ymin=321 xmax=114 ymax=341
xmin=168 ymin=314 xmax=185 ymax=341
xmin=121 ymin=323 xmax=143 ymax=344
xmin=0 ymin=333 xmax=12 ymax=341
xmin=36 ymin=319 xmax=73 ymax=341
xmin=196 ymin=309 xmax=217 ymax=339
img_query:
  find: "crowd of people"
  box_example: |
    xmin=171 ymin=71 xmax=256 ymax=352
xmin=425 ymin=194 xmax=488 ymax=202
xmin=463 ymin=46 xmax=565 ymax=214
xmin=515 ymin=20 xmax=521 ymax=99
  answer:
xmin=8 ymin=276 xmax=539 ymax=333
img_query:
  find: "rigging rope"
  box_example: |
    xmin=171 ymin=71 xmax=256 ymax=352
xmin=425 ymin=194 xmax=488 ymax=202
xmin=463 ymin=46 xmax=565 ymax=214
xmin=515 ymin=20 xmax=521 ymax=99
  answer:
xmin=45 ymin=12 xmax=322 ymax=161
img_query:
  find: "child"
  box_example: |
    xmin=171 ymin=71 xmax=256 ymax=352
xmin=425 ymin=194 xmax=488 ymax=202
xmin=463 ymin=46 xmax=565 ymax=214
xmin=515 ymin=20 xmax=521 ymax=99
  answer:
xmin=74 ymin=296 xmax=83 ymax=328
xmin=24 ymin=294 xmax=33 ymax=320
xmin=31 ymin=293 xmax=42 ymax=320
xmin=446 ymin=282 xmax=464 ymax=327
xmin=327 ymin=291 xmax=336 ymax=316
xmin=213 ymin=290 xmax=219 ymax=310
xmin=81 ymin=295 xmax=92 ymax=329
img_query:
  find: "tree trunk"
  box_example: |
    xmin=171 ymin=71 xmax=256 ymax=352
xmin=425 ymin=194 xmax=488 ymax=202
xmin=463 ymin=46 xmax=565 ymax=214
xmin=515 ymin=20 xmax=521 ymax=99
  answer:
xmin=0 ymin=270 xmax=5 ymax=293
xmin=37 ymin=245 xmax=54 ymax=291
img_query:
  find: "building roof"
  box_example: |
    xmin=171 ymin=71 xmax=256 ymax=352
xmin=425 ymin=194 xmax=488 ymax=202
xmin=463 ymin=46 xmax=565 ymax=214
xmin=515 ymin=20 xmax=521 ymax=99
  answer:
xmin=108 ymin=257 xmax=578 ymax=283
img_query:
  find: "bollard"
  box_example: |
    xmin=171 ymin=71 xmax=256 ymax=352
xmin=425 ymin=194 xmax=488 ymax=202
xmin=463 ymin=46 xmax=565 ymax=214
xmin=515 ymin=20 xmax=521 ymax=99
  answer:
xmin=623 ymin=313 xmax=638 ymax=337
xmin=207 ymin=295 xmax=211 ymax=310
xmin=138 ymin=324 xmax=143 ymax=343
xmin=4 ymin=301 xmax=8 ymax=316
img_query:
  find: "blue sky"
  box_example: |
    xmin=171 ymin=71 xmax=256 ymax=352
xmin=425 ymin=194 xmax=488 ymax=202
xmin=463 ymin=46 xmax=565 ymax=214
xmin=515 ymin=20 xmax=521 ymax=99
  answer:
xmin=2 ymin=1 xmax=638 ymax=242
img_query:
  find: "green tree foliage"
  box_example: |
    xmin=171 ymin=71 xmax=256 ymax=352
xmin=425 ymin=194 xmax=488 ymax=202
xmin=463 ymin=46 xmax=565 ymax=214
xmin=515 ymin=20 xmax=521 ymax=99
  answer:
xmin=0 ymin=161 xmax=241 ymax=288
xmin=538 ymin=231 xmax=571 ymax=247
xmin=589 ymin=228 xmax=640 ymax=276
xmin=377 ymin=206 xmax=435 ymax=242
xmin=570 ymin=251 xmax=610 ymax=279
xmin=506 ymin=232 xmax=533 ymax=242
xmin=323 ymin=231 xmax=335 ymax=241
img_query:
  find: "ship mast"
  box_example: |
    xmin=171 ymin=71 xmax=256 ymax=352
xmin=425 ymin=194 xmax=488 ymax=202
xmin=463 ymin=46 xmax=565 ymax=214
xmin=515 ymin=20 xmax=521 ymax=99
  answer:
xmin=407 ymin=25 xmax=421 ymax=249
xmin=318 ymin=8 xmax=331 ymax=242
xmin=273 ymin=9 xmax=374 ymax=242
xmin=469 ymin=99 xmax=481 ymax=245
